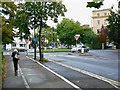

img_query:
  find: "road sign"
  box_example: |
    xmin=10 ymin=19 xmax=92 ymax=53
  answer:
xmin=34 ymin=38 xmax=37 ymax=42
xmin=74 ymin=34 xmax=80 ymax=41
xmin=52 ymin=44 xmax=55 ymax=48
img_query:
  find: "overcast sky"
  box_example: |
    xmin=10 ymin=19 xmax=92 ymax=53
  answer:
xmin=47 ymin=0 xmax=118 ymax=28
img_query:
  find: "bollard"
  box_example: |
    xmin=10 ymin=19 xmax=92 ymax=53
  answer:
xmin=26 ymin=50 xmax=28 ymax=56
xmin=114 ymin=46 xmax=116 ymax=49
xmin=81 ymin=48 xmax=84 ymax=54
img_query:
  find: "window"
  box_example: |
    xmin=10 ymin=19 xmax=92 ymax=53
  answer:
xmin=97 ymin=20 xmax=100 ymax=25
xmin=12 ymin=43 xmax=16 ymax=47
xmin=97 ymin=13 xmax=100 ymax=17
xmin=97 ymin=29 xmax=100 ymax=34
xmin=20 ymin=44 xmax=23 ymax=47
xmin=20 ymin=44 xmax=26 ymax=47
xmin=104 ymin=20 xmax=107 ymax=25
xmin=104 ymin=13 xmax=107 ymax=16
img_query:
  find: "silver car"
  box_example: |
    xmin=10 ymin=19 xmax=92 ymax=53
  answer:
xmin=71 ymin=45 xmax=89 ymax=53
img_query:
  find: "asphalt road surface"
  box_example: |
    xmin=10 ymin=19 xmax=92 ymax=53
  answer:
xmin=41 ymin=50 xmax=119 ymax=88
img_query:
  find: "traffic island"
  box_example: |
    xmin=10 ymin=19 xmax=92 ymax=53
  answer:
xmin=68 ymin=52 xmax=92 ymax=56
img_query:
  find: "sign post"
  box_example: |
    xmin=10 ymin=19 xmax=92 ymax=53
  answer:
xmin=34 ymin=38 xmax=37 ymax=60
xmin=52 ymin=44 xmax=55 ymax=52
xmin=74 ymin=34 xmax=80 ymax=53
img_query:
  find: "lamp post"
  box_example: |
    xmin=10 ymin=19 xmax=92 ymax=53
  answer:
xmin=34 ymin=0 xmax=36 ymax=60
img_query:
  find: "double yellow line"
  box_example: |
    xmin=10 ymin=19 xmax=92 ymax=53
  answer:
xmin=48 ymin=59 xmax=120 ymax=88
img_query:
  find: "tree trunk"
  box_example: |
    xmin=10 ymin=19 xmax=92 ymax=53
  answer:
xmin=39 ymin=18 xmax=43 ymax=61
xmin=102 ymin=43 xmax=104 ymax=50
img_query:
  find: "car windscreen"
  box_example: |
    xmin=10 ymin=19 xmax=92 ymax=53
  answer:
xmin=78 ymin=46 xmax=82 ymax=48
xmin=82 ymin=46 xmax=87 ymax=48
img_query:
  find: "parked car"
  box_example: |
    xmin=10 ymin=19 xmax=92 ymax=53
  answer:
xmin=71 ymin=45 xmax=89 ymax=53
xmin=48 ymin=46 xmax=53 ymax=49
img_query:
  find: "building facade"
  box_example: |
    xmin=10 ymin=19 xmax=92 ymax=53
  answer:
xmin=6 ymin=37 xmax=30 ymax=51
xmin=92 ymin=9 xmax=110 ymax=34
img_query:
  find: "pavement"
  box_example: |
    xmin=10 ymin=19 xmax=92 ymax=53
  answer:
xmin=2 ymin=54 xmax=79 ymax=90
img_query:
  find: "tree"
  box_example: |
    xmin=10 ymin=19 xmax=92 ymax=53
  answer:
xmin=107 ymin=10 xmax=120 ymax=48
xmin=16 ymin=1 xmax=67 ymax=61
xmin=56 ymin=18 xmax=84 ymax=48
xmin=99 ymin=25 xmax=107 ymax=49
xmin=87 ymin=0 xmax=104 ymax=9
xmin=2 ymin=17 xmax=14 ymax=44
xmin=1 ymin=2 xmax=17 ymax=44
xmin=80 ymin=27 xmax=92 ymax=44
xmin=36 ymin=26 xmax=57 ymax=46
xmin=43 ymin=27 xmax=57 ymax=44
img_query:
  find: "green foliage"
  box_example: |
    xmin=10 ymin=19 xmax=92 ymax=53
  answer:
xmin=56 ymin=18 xmax=101 ymax=49
xmin=36 ymin=27 xmax=57 ymax=44
xmin=57 ymin=18 xmax=83 ymax=48
xmin=1 ymin=2 xmax=17 ymax=44
xmin=16 ymin=1 xmax=67 ymax=31
xmin=84 ymin=31 xmax=102 ymax=49
xmin=39 ymin=49 xmax=71 ymax=52
xmin=1 ymin=2 xmax=17 ymax=19
xmin=92 ymin=42 xmax=102 ymax=49
xmin=2 ymin=17 xmax=14 ymax=44
xmin=16 ymin=1 xmax=67 ymax=60
xmin=107 ymin=10 xmax=120 ymax=48
xmin=81 ymin=28 xmax=93 ymax=44
xmin=87 ymin=2 xmax=103 ymax=9
xmin=85 ymin=43 xmax=92 ymax=49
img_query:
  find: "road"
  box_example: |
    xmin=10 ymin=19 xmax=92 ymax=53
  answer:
xmin=41 ymin=50 xmax=119 ymax=88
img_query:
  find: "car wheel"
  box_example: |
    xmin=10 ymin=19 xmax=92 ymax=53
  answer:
xmin=72 ymin=51 xmax=75 ymax=53
xmin=78 ymin=50 xmax=81 ymax=53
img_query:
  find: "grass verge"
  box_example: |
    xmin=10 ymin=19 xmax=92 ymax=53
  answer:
xmin=39 ymin=57 xmax=48 ymax=62
xmin=37 ymin=49 xmax=71 ymax=52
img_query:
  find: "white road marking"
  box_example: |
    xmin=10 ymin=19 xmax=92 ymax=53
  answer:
xmin=26 ymin=56 xmax=81 ymax=90
xmin=18 ymin=65 xmax=30 ymax=89
xmin=47 ymin=59 xmax=120 ymax=88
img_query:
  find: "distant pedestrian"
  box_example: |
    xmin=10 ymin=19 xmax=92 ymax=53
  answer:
xmin=11 ymin=49 xmax=20 ymax=75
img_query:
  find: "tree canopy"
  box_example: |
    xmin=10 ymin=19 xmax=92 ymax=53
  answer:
xmin=107 ymin=10 xmax=120 ymax=48
xmin=56 ymin=18 xmax=93 ymax=48
xmin=16 ymin=1 xmax=67 ymax=60
xmin=1 ymin=2 xmax=17 ymax=44
xmin=87 ymin=0 xmax=104 ymax=9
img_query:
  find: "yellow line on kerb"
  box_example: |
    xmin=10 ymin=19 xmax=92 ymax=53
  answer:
xmin=48 ymin=59 xmax=120 ymax=87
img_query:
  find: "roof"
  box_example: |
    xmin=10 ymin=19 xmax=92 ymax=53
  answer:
xmin=92 ymin=8 xmax=111 ymax=12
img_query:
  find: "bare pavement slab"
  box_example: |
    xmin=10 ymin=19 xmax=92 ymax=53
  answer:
xmin=2 ymin=55 xmax=79 ymax=90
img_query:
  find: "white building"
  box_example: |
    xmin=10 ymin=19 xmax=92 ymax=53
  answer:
xmin=6 ymin=37 xmax=30 ymax=51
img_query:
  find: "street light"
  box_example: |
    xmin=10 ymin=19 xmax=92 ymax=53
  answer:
xmin=34 ymin=0 xmax=36 ymax=60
